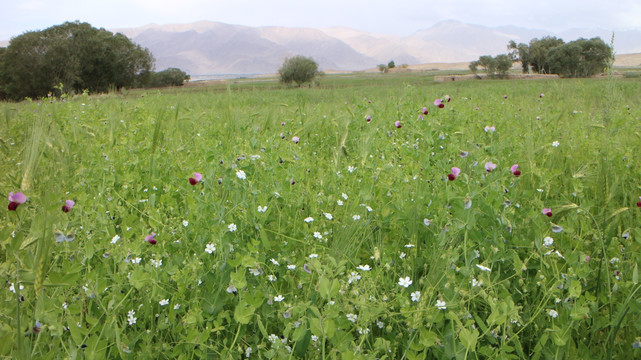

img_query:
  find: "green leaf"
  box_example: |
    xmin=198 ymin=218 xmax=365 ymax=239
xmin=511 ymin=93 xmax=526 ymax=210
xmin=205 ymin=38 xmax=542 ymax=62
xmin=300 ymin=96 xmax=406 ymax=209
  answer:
xmin=233 ymin=300 xmax=255 ymax=325
xmin=459 ymin=327 xmax=479 ymax=350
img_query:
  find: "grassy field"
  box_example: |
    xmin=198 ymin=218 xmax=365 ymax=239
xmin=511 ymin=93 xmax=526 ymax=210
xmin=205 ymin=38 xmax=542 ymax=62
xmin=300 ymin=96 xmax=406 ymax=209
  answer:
xmin=2 ymin=73 xmax=641 ymax=359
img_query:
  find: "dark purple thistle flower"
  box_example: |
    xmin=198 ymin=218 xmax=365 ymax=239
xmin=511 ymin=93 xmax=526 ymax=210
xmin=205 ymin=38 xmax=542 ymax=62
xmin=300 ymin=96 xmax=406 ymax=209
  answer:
xmin=448 ymin=167 xmax=460 ymax=181
xmin=394 ymin=121 xmax=402 ymax=128
xmin=292 ymin=136 xmax=300 ymax=144
xmin=511 ymin=164 xmax=521 ymax=177
xmin=33 ymin=320 xmax=42 ymax=334
xmin=637 ymin=197 xmax=641 ymax=207
xmin=8 ymin=192 xmax=27 ymax=211
xmin=145 ymin=232 xmax=157 ymax=245
xmin=422 ymin=107 xmax=428 ymax=115
xmin=189 ymin=172 xmax=203 ymax=185
xmin=542 ymin=208 xmax=552 ymax=217
xmin=366 ymin=115 xmax=371 ymax=122
xmin=61 ymin=199 xmax=75 ymax=213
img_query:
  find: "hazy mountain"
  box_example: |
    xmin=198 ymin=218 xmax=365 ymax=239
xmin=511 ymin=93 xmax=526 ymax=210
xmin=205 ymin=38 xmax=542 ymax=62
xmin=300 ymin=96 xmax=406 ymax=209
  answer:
xmin=3 ymin=20 xmax=639 ymax=75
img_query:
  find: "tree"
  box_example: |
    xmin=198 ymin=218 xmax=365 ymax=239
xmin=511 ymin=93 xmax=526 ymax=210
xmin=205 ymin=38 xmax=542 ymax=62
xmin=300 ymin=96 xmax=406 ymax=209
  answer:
xmin=470 ymin=54 xmax=513 ymax=78
xmin=0 ymin=21 xmax=154 ymax=100
xmin=278 ymin=55 xmax=320 ymax=86
xmin=147 ymin=68 xmax=190 ymax=87
xmin=547 ymin=37 xmax=612 ymax=77
xmin=377 ymin=64 xmax=389 ymax=73
xmin=387 ymin=60 xmax=396 ymax=69
xmin=278 ymin=56 xmax=320 ymax=86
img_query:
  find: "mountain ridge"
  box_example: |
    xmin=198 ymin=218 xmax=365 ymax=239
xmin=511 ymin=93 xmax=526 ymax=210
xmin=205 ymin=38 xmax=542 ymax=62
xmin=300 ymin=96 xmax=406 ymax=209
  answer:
xmin=2 ymin=20 xmax=640 ymax=74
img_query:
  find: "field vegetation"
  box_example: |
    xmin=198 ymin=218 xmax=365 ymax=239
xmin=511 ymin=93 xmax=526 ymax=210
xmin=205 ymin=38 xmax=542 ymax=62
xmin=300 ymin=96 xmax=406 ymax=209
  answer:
xmin=2 ymin=73 xmax=641 ymax=359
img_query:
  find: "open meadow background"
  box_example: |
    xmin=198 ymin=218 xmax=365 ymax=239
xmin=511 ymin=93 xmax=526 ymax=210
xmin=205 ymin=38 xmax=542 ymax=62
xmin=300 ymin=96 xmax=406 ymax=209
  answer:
xmin=2 ymin=73 xmax=641 ymax=358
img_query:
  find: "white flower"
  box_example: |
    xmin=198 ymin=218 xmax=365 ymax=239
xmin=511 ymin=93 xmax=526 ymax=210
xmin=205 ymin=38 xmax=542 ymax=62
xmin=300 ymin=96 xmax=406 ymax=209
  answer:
xmin=245 ymin=346 xmax=252 ymax=358
xmin=268 ymin=334 xmax=279 ymax=343
xmin=348 ymin=271 xmax=361 ymax=284
xmin=228 ymin=223 xmax=237 ymax=232
xmin=236 ymin=170 xmax=246 ymax=179
xmin=62 ymin=302 xmax=68 ymax=309
xmin=205 ymin=243 xmax=216 ymax=254
xmin=609 ymin=257 xmax=620 ymax=264
xmin=309 ymin=254 xmax=318 ymax=258
xmin=346 ymin=313 xmax=358 ymax=323
xmin=132 ymin=257 xmax=142 ymax=264
xmin=127 ymin=310 xmax=137 ymax=325
xmin=399 ymin=252 xmax=406 ymax=259
xmin=411 ymin=291 xmax=421 ymax=302
xmin=249 ymin=268 xmax=262 ymax=276
xmin=150 ymin=259 xmax=162 ymax=268
xmin=182 ymin=220 xmax=189 ymax=227
xmin=543 ymin=236 xmax=554 ymax=247
xmin=471 ymin=278 xmax=482 ymax=287
xmin=358 ymin=327 xmax=370 ymax=335
xmin=435 ymin=300 xmax=447 ymax=310
xmin=287 ymin=264 xmax=296 ymax=270
xmin=404 ymin=244 xmax=415 ymax=248
xmin=111 ymin=235 xmax=120 ymax=244
xmin=337 ymin=200 xmax=344 ymax=206
xmin=352 ymin=215 xmax=361 ymax=220
xmin=311 ymin=335 xmax=319 ymax=342
xmin=173 ymin=304 xmax=181 ymax=310
xmin=348 ymin=166 xmax=356 ymax=173
xmin=226 ymin=284 xmax=237 ymax=293
xmin=476 ymin=264 xmax=492 ymax=272
xmin=324 ymin=212 xmax=333 ymax=220
xmin=376 ymin=320 xmax=384 ymax=328
xmin=552 ymin=141 xmax=560 ymax=147
xmin=273 ymin=295 xmax=285 ymax=302
xmin=257 ymin=205 xmax=268 ymax=213
xmin=9 ymin=283 xmax=24 ymax=293
xmin=304 ymin=217 xmax=314 ymax=223
xmin=267 ymin=274 xmax=277 ymax=282
xmin=548 ymin=309 xmax=558 ymax=318
xmin=159 ymin=299 xmax=169 ymax=306
xmin=313 ymin=232 xmax=323 ymax=239
xmin=423 ymin=218 xmax=431 ymax=226
xmin=342 ymin=193 xmax=348 ymax=200
xmin=398 ymin=276 xmax=412 ymax=288
xmin=356 ymin=264 xmax=371 ymax=271
xmin=365 ymin=205 xmax=373 ymax=212
xmin=270 ymin=258 xmax=280 ymax=266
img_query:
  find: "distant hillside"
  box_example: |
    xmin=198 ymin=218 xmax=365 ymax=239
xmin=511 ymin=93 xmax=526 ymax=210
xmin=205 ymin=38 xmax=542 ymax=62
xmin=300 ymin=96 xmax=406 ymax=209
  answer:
xmin=111 ymin=20 xmax=640 ymax=75
xmin=3 ymin=20 xmax=640 ymax=75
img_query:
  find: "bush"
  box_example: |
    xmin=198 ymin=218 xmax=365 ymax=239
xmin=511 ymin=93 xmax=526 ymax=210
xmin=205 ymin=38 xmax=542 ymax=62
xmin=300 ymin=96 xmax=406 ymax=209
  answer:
xmin=146 ymin=68 xmax=190 ymax=88
xmin=278 ymin=56 xmax=319 ymax=86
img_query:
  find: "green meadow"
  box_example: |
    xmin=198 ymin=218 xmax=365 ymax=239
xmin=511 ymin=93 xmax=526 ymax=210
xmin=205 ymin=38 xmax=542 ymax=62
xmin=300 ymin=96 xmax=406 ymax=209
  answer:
xmin=1 ymin=73 xmax=641 ymax=359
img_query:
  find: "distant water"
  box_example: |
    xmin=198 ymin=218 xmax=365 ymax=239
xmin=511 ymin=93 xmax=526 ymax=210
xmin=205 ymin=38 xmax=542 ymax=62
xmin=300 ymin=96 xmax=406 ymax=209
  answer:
xmin=189 ymin=74 xmax=265 ymax=81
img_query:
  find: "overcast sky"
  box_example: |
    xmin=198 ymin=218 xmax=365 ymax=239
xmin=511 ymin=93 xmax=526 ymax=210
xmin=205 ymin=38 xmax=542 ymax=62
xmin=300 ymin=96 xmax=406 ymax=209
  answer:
xmin=2 ymin=0 xmax=640 ymax=41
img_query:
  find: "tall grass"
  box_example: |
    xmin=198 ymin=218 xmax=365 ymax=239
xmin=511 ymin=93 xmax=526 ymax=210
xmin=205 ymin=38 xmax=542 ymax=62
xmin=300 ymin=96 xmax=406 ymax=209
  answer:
xmin=1 ymin=76 xmax=641 ymax=358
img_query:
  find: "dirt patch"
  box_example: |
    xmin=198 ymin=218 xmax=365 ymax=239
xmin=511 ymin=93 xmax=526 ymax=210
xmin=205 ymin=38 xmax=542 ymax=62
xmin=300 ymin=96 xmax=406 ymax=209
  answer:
xmin=434 ymin=74 xmax=559 ymax=82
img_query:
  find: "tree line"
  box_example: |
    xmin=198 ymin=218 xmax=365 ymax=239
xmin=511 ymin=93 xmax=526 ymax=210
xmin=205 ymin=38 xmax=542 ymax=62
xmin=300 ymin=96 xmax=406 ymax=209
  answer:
xmin=470 ymin=36 xmax=613 ymax=78
xmin=0 ymin=21 xmax=189 ymax=101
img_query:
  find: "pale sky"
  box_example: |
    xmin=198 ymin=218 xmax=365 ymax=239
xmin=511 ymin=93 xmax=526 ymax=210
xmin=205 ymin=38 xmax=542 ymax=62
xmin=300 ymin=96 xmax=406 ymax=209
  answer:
xmin=2 ymin=0 xmax=640 ymax=41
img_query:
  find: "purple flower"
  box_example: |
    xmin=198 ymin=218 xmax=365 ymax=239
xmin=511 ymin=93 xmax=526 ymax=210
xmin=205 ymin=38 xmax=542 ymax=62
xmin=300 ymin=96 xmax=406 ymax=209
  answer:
xmin=448 ymin=167 xmax=460 ymax=181
xmin=62 ymin=199 xmax=75 ymax=213
xmin=189 ymin=172 xmax=203 ymax=185
xmin=145 ymin=232 xmax=157 ymax=245
xmin=503 ymin=94 xmax=508 ymax=99
xmin=365 ymin=115 xmax=371 ymax=122
xmin=511 ymin=164 xmax=521 ymax=177
xmin=422 ymin=107 xmax=428 ymax=115
xmin=542 ymin=208 xmax=552 ymax=217
xmin=484 ymin=161 xmax=497 ymax=172
xmin=434 ymin=98 xmax=444 ymax=108
xmin=8 ymin=192 xmax=27 ymax=211
xmin=292 ymin=136 xmax=300 ymax=144
xmin=281 ymin=121 xmax=286 ymax=126
xmin=394 ymin=121 xmax=402 ymax=128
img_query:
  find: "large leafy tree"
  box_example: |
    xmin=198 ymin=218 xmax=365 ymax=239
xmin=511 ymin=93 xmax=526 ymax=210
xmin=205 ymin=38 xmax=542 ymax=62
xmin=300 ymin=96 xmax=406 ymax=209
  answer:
xmin=0 ymin=21 xmax=154 ymax=100
xmin=278 ymin=55 xmax=320 ymax=86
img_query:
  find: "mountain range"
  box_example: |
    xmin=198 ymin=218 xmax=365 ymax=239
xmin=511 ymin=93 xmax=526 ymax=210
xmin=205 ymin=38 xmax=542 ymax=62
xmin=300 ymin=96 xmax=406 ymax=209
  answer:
xmin=3 ymin=20 xmax=640 ymax=75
